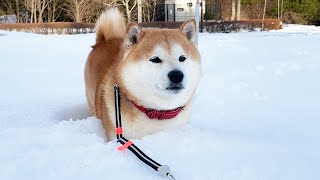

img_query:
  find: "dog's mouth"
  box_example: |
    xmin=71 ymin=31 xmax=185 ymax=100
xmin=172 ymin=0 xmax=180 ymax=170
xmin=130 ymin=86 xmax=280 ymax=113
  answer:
xmin=166 ymin=83 xmax=184 ymax=93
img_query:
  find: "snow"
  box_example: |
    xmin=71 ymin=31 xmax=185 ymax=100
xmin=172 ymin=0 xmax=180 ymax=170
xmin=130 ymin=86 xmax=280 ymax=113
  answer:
xmin=277 ymin=24 xmax=320 ymax=33
xmin=1 ymin=25 xmax=320 ymax=180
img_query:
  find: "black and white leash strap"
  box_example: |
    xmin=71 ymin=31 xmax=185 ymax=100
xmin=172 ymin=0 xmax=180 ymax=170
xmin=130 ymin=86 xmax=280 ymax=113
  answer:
xmin=113 ymin=84 xmax=176 ymax=180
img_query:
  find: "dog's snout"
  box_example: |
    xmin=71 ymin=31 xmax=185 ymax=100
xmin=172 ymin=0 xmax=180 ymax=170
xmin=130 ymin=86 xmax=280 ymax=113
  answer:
xmin=168 ymin=70 xmax=184 ymax=84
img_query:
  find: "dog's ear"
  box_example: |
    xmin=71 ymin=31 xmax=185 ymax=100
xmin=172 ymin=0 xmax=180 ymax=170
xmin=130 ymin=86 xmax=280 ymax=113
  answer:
xmin=125 ymin=23 xmax=144 ymax=47
xmin=179 ymin=19 xmax=196 ymax=43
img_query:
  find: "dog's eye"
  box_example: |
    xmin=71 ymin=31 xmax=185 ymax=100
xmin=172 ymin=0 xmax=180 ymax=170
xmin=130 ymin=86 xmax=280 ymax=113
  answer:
xmin=149 ymin=56 xmax=162 ymax=63
xmin=179 ymin=55 xmax=186 ymax=62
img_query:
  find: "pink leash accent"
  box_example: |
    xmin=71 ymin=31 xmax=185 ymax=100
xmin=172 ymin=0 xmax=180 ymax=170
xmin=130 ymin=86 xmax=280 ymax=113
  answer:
xmin=117 ymin=140 xmax=133 ymax=151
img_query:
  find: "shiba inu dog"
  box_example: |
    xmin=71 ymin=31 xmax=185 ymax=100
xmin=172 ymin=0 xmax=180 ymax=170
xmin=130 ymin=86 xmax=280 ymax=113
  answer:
xmin=85 ymin=8 xmax=201 ymax=141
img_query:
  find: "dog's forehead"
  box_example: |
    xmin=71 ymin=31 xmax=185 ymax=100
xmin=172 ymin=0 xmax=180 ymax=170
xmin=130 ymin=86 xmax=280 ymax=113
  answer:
xmin=152 ymin=43 xmax=185 ymax=57
xmin=127 ymin=28 xmax=200 ymax=62
xmin=141 ymin=29 xmax=188 ymax=54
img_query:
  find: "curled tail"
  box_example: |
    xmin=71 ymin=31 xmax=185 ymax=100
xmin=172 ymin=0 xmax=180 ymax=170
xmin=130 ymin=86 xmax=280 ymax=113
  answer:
xmin=95 ymin=8 xmax=126 ymax=43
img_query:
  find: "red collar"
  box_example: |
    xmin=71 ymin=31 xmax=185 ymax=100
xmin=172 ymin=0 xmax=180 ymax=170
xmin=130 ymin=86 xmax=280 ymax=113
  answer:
xmin=131 ymin=101 xmax=184 ymax=120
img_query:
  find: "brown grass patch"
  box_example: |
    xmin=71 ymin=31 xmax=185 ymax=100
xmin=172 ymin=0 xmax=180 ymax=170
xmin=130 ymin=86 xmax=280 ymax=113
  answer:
xmin=0 ymin=19 xmax=281 ymax=34
xmin=0 ymin=22 xmax=95 ymax=35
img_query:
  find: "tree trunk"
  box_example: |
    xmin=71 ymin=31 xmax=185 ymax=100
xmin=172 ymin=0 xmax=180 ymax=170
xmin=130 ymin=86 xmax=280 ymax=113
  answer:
xmin=152 ymin=2 xmax=156 ymax=21
xmin=231 ymin=0 xmax=235 ymax=20
xmin=15 ymin=0 xmax=20 ymax=23
xmin=138 ymin=0 xmax=142 ymax=22
xmin=76 ymin=4 xmax=81 ymax=22
xmin=122 ymin=0 xmax=137 ymax=22
xmin=262 ymin=0 xmax=267 ymax=30
xmin=48 ymin=2 xmax=52 ymax=22
xmin=280 ymin=0 xmax=283 ymax=20
xmin=152 ymin=0 xmax=158 ymax=22
xmin=277 ymin=0 xmax=280 ymax=19
xmin=31 ymin=0 xmax=34 ymax=23
xmin=125 ymin=1 xmax=131 ymax=22
xmin=52 ymin=0 xmax=56 ymax=22
xmin=33 ymin=4 xmax=37 ymax=23
xmin=236 ymin=0 xmax=241 ymax=20
xmin=38 ymin=13 xmax=43 ymax=23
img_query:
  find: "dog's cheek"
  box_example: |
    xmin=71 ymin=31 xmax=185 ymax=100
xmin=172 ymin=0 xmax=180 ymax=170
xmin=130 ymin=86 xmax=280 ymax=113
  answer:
xmin=121 ymin=62 xmax=145 ymax=90
xmin=149 ymin=64 xmax=166 ymax=89
xmin=128 ymin=61 xmax=160 ymax=91
xmin=185 ymin=60 xmax=202 ymax=91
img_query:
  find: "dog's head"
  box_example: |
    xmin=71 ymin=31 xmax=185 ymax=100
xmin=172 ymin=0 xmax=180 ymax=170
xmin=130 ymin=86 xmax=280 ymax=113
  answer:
xmin=118 ymin=20 xmax=202 ymax=110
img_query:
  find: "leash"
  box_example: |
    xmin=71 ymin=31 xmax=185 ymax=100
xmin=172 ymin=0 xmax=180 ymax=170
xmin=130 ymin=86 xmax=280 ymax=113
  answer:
xmin=113 ymin=84 xmax=176 ymax=180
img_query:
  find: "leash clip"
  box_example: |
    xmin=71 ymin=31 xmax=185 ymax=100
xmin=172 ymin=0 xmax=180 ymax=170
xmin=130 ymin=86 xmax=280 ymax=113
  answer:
xmin=113 ymin=84 xmax=118 ymax=91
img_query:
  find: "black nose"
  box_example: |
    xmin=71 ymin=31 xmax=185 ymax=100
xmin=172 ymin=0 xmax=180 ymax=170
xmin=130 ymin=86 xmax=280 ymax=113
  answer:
xmin=168 ymin=70 xmax=184 ymax=84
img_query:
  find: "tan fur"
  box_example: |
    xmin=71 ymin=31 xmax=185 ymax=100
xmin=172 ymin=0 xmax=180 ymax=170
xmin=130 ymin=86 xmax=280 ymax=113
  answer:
xmin=85 ymin=9 xmax=201 ymax=141
xmin=95 ymin=9 xmax=126 ymax=43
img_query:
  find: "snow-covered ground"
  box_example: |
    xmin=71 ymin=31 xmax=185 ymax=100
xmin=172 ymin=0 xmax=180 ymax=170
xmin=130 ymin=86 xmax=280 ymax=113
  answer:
xmin=1 ymin=25 xmax=320 ymax=180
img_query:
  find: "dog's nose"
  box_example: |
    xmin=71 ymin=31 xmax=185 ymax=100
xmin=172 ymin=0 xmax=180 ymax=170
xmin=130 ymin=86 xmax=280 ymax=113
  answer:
xmin=168 ymin=70 xmax=184 ymax=84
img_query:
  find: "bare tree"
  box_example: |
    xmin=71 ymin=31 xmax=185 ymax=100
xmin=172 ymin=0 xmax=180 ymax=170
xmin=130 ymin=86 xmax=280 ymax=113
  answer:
xmin=66 ymin=0 xmax=100 ymax=22
xmin=36 ymin=0 xmax=53 ymax=23
xmin=47 ymin=0 xmax=63 ymax=22
xmin=139 ymin=0 xmax=160 ymax=22
xmin=142 ymin=0 xmax=151 ymax=22
xmin=231 ymin=0 xmax=241 ymax=20
xmin=15 ymin=0 xmax=20 ymax=23
xmin=151 ymin=0 xmax=160 ymax=21
xmin=122 ymin=0 xmax=137 ymax=22
xmin=2 ymin=0 xmax=20 ymax=23
xmin=242 ymin=1 xmax=265 ymax=19
xmin=23 ymin=0 xmax=37 ymax=23
xmin=2 ymin=0 xmax=14 ymax=15
xmin=89 ymin=0 xmax=140 ymax=23
xmin=100 ymin=0 xmax=138 ymax=22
